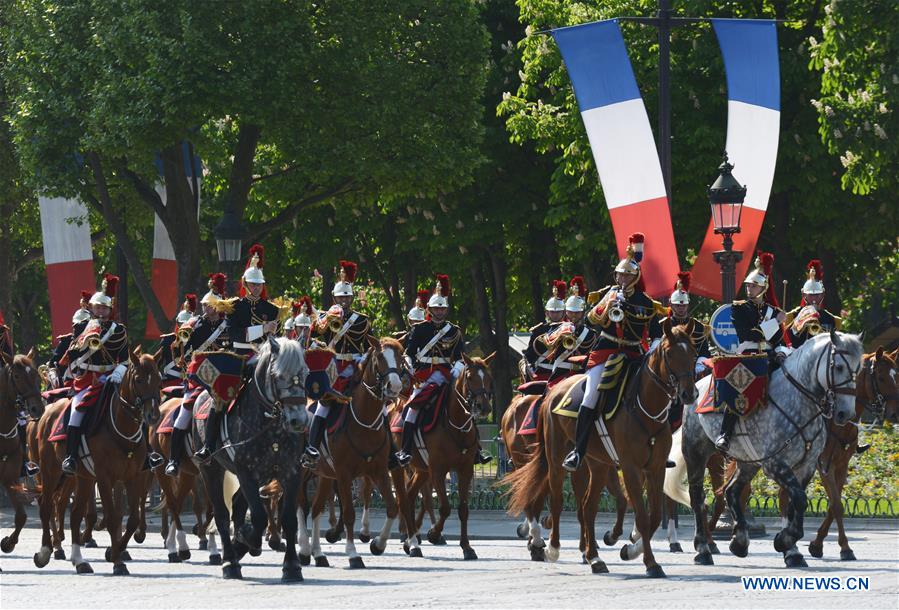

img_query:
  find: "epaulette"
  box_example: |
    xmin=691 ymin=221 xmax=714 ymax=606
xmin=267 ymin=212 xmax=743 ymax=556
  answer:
xmin=732 ymin=299 xmax=747 ymax=306
xmin=213 ymin=297 xmax=239 ymax=315
xmin=587 ymin=285 xmax=611 ymax=306
xmin=651 ymin=300 xmax=667 ymax=316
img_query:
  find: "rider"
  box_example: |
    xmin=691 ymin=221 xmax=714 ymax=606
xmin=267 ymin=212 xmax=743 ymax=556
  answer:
xmin=554 ymin=276 xmax=596 ymax=381
xmin=47 ymin=290 xmax=93 ymax=388
xmin=522 ymin=281 xmax=567 ymax=382
xmin=166 ymin=274 xmax=231 ymax=473
xmin=715 ymin=251 xmax=789 ymax=452
xmin=562 ymin=233 xmax=663 ymax=472
xmin=392 ymin=289 xmax=429 ymax=343
xmin=291 ymin=296 xmax=316 ymax=349
xmin=225 ymin=244 xmax=281 ymax=358
xmin=785 ymin=259 xmax=842 ymax=349
xmin=157 ymin=293 xmax=200 ymax=389
xmin=395 ymin=274 xmax=492 ymax=467
xmin=1 ymin=311 xmax=41 ymax=478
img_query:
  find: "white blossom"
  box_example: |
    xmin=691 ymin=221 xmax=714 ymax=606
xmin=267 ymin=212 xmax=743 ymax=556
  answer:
xmin=873 ymin=124 xmax=887 ymax=139
xmin=879 ymin=102 xmax=888 ymax=114
xmin=794 ymin=133 xmax=802 ymax=144
xmin=833 ymin=128 xmax=843 ymax=139
xmin=455 ymin=220 xmax=464 ymax=229
xmin=864 ymin=120 xmax=871 ymax=131
xmin=825 ymin=105 xmax=835 ymax=117
xmin=458 ymin=246 xmax=468 ymax=255
xmin=810 ymin=99 xmax=823 ymax=110
xmin=575 ymin=233 xmax=584 ymax=242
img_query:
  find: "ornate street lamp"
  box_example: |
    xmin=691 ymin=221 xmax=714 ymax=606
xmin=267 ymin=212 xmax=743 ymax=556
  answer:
xmin=214 ymin=199 xmax=246 ymax=295
xmin=709 ymin=153 xmax=747 ymax=303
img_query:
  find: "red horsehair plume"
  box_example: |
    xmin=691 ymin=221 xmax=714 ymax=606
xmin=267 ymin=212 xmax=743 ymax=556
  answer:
xmin=552 ymin=280 xmax=567 ymax=300
xmin=628 ymin=232 xmax=645 ymax=263
xmin=807 ymin=259 xmax=823 ymax=281
xmin=339 ymin=260 xmax=358 ymax=283
xmin=101 ymin=273 xmax=119 ymax=298
xmin=569 ymin=276 xmax=586 ymax=297
xmin=299 ymin=295 xmax=314 ymax=315
xmin=291 ymin=301 xmax=303 ymax=316
xmin=676 ymin=271 xmax=692 ymax=293
xmin=183 ymin=294 xmax=197 ymax=312
xmin=435 ymin=274 xmax=451 ymax=297
xmin=246 ymin=244 xmax=265 ymax=269
xmin=208 ymin=272 xmax=227 ymax=296
xmin=757 ymin=251 xmax=778 ymax=307
xmin=80 ymin=290 xmax=92 ymax=306
xmin=416 ymin=289 xmax=430 ymax=308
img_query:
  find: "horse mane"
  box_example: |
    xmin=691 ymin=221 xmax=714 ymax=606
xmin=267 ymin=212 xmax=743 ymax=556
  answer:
xmin=786 ymin=331 xmax=864 ymax=379
xmin=466 ymin=356 xmax=489 ymax=369
xmin=380 ymin=336 xmax=403 ymax=353
xmin=12 ymin=353 xmax=35 ymax=369
xmin=258 ymin=337 xmax=309 ymax=380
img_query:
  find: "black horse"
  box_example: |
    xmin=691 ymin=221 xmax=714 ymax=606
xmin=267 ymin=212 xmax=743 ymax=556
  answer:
xmin=193 ymin=337 xmax=310 ymax=581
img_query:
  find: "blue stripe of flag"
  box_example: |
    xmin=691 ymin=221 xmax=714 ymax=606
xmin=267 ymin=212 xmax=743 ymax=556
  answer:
xmin=712 ymin=19 xmax=780 ymax=112
xmin=552 ymin=19 xmax=641 ymax=111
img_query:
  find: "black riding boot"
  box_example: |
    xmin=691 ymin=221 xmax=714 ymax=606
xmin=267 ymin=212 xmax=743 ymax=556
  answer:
xmin=562 ymin=406 xmax=595 ymax=472
xmin=715 ymin=411 xmax=739 ymax=452
xmin=387 ymin=434 xmax=401 ymax=470
xmin=301 ymin=413 xmax=326 ymax=468
xmin=18 ymin=425 xmax=39 ymax=477
xmin=475 ymin=442 xmax=493 ymax=465
xmin=61 ymin=424 xmax=83 ymax=475
xmin=194 ymin=408 xmax=222 ymax=463
xmin=395 ymin=419 xmax=416 ymax=467
xmin=164 ymin=427 xmax=188 ymax=477
xmin=143 ymin=429 xmax=164 ymax=471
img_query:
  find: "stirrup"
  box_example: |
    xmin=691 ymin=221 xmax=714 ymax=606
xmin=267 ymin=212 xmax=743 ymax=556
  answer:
xmin=301 ymin=446 xmax=320 ymax=468
xmin=194 ymin=445 xmax=213 ymax=463
xmin=476 ymin=450 xmax=493 ymax=465
xmin=562 ymin=450 xmax=581 ymax=473
xmin=395 ymin=450 xmax=412 ymax=467
xmin=164 ymin=460 xmax=180 ymax=477
xmin=24 ymin=461 xmax=40 ymax=477
xmin=714 ymin=434 xmax=730 ymax=452
xmin=61 ymin=456 xmax=78 ymax=475
xmin=147 ymin=452 xmax=165 ymax=470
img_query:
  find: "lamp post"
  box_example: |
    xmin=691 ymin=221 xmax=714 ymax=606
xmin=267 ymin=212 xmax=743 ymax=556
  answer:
xmin=214 ymin=199 xmax=246 ymax=296
xmin=709 ymin=153 xmax=746 ymax=303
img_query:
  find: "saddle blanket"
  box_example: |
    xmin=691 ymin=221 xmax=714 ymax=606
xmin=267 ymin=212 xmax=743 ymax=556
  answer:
xmin=517 ymin=396 xmax=542 ymax=436
xmin=713 ymin=354 xmax=768 ymax=416
xmin=551 ymin=354 xmax=637 ymax=421
xmin=48 ymin=387 xmax=112 ymax=443
xmin=307 ymin=401 xmax=346 ymax=435
xmin=389 ymin=383 xmax=449 ymax=434
xmin=156 ymin=405 xmax=180 ymax=435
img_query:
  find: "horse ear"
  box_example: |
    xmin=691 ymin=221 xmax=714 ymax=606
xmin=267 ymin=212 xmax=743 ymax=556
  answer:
xmin=367 ymin=334 xmax=381 ymax=352
xmin=132 ymin=343 xmax=143 ymax=356
xmin=152 ymin=347 xmax=164 ymax=367
xmin=26 ymin=347 xmax=36 ymax=361
xmin=484 ymin=351 xmax=497 ymax=366
xmin=268 ymin=335 xmax=280 ymax=355
xmin=875 ymin=346 xmax=885 ymax=361
xmin=662 ymin=317 xmax=674 ymax=343
xmin=830 ymin=329 xmax=839 ymax=345
xmin=396 ymin=333 xmax=407 ymax=349
xmin=129 ymin=347 xmax=140 ymax=366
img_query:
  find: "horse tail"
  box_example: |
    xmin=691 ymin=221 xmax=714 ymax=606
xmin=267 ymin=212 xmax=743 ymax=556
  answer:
xmin=663 ymin=426 xmax=691 ymax=508
xmin=714 ymin=457 xmax=738 ymax=497
xmin=222 ymin=470 xmax=240 ymax=517
xmin=502 ymin=402 xmax=549 ymax=517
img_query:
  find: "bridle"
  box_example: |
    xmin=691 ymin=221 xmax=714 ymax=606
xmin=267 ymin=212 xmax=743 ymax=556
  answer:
xmin=455 ymin=364 xmax=494 ymax=420
xmin=4 ymin=361 xmax=43 ymax=419
xmin=638 ymin=336 xmax=695 ymax=423
xmin=110 ymin=364 xmax=160 ymax=444
xmin=361 ymin=346 xmax=403 ymax=403
xmin=254 ymin=352 xmax=306 ymax=421
xmin=859 ymin=357 xmax=898 ymax=424
xmin=781 ymin=341 xmax=858 ymax=420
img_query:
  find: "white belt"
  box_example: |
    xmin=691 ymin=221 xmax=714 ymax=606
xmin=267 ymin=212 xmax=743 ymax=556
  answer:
xmin=418 ymin=356 xmax=450 ymax=364
xmin=335 ymin=353 xmax=359 ymax=361
xmin=737 ymin=341 xmax=770 ymax=352
xmin=551 ymin=362 xmax=575 ymax=370
xmin=80 ymin=364 xmax=116 ymax=373
xmin=232 ymin=341 xmax=256 ymax=351
xmin=599 ymin=331 xmax=642 ymax=347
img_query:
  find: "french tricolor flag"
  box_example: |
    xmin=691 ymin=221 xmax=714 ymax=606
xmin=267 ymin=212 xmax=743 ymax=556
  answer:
xmin=690 ymin=19 xmax=780 ymax=300
xmin=553 ymin=19 xmax=680 ymax=297
xmin=38 ymin=196 xmax=96 ymax=341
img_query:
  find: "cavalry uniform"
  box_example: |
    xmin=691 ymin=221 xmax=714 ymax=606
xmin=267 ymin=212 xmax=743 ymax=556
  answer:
xmin=47 ymin=291 xmax=93 ymax=387
xmin=165 ymin=274 xmax=230 ymax=475
xmin=785 ymin=259 xmax=841 ymax=349
xmin=563 ymin=233 xmax=663 ymax=472
xmin=523 ymin=280 xmax=567 ymax=382
xmin=59 ymin=274 xmax=131 ymax=475
xmin=716 ymin=252 xmax=788 ymax=452
xmin=225 ymin=245 xmax=281 ymax=357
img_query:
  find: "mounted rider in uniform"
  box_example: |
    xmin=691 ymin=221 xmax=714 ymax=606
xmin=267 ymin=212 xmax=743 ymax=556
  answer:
xmin=395 ymin=274 xmax=492 ymax=467
xmin=288 ymin=296 xmax=316 ymax=348
xmin=785 ymin=259 xmax=841 ymax=349
xmin=224 ymin=244 xmax=281 ymax=358
xmin=165 ymin=274 xmax=230 ymax=473
xmin=157 ymin=294 xmax=199 ymax=388
xmin=47 ymin=290 xmax=93 ymax=388
xmin=563 ymin=233 xmax=663 ymax=472
xmin=715 ymin=251 xmax=789 ymax=452
xmin=522 ymin=281 xmax=567 ymax=382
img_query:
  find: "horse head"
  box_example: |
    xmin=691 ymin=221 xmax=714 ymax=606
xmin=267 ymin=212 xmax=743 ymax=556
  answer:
xmin=798 ymin=331 xmax=864 ymax=426
xmin=124 ymin=346 xmax=163 ymax=427
xmin=660 ymin=319 xmax=698 ymax=405
xmin=259 ymin=336 xmax=310 ymax=435
xmin=460 ymin=352 xmax=496 ymax=420
xmin=859 ymin=346 xmax=899 ymax=425
xmin=1 ymin=348 xmax=44 ymax=419
xmin=365 ymin=335 xmax=404 ymax=401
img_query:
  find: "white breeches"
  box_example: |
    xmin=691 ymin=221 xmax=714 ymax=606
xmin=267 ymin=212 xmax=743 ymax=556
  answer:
xmin=580 ymin=362 xmax=606 ymax=411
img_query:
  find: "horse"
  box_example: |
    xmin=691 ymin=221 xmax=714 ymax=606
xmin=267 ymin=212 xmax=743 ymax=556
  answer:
xmin=505 ymin=320 xmax=698 ymax=577
xmin=778 ymin=346 xmax=898 ymax=561
xmin=33 ymin=347 xmax=162 ymax=575
xmin=193 ymin=337 xmax=310 ymax=581
xmin=298 ymin=336 xmax=410 ymax=568
xmin=0 ymin=349 xmax=44 ymax=558
xmin=394 ymin=352 xmax=496 ymax=560
xmin=681 ymin=331 xmax=863 ymax=568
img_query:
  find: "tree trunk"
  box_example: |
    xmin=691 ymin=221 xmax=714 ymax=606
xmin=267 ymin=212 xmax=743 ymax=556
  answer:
xmin=403 ymin=266 xmax=417 ymax=310
xmin=320 ymin=267 xmax=334 ymax=311
xmin=820 ymin=247 xmax=841 ymax=314
xmin=160 ymin=145 xmax=203 ymax=300
xmin=526 ymin=227 xmax=544 ymax=324
xmin=487 ymin=244 xmax=512 ymax=422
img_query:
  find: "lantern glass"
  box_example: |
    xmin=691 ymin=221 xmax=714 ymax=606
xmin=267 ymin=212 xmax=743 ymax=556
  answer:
xmin=710 ymin=200 xmax=743 ymax=234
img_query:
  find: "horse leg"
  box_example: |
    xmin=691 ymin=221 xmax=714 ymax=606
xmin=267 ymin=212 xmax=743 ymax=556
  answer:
xmin=82 ymin=486 xmax=98 ymax=548
xmin=95 ymin=478 xmax=124 ymax=573
xmin=201 ymin=467 xmax=236 ymax=576
xmin=640 ymin=466 xmax=666 ymax=576
xmin=309 ymin=479 xmax=330 ymax=566
xmin=686 ymin=451 xmax=714 ymax=565
xmin=279 ymin=475 xmax=302 ymax=582
xmin=544 ymin=460 xmax=564 ymax=563
xmin=358 ymin=478 xmax=372 ymax=544
xmin=603 ymin=471 xmax=626 ymax=546
xmin=69 ymin=477 xmax=95 ymax=574
xmin=334 ymin=476 xmax=363 ymax=569
xmin=580 ymin=465 xmax=608 ymax=573
xmin=831 ymin=459 xmax=855 ymax=560
xmin=52 ymin=479 xmax=72 ymax=559
xmin=764 ymin=459 xmax=808 ymax=567
xmin=667 ymin=498 xmax=682 ymax=552
xmin=109 ymin=478 xmax=143 ymax=576
xmin=33 ymin=462 xmax=58 ymax=568
xmin=233 ymin=471 xmax=267 ymax=557
xmin=618 ymin=464 xmax=660 ymax=577
xmin=725 ymin=462 xmax=759 ymax=560
xmin=456 ymin=466 xmax=476 ymax=560
xmin=809 ymin=465 xmax=836 ymax=559
xmin=427 ymin=469 xmax=451 ymax=548
xmin=1 ymin=483 xmax=27 ymax=554
xmin=369 ymin=472 xmax=397 ymax=556
xmin=171 ymin=485 xmax=192 ymax=562
xmin=193 ymin=480 xmax=209 ymax=549
xmin=402 ymin=471 xmax=424 ymax=557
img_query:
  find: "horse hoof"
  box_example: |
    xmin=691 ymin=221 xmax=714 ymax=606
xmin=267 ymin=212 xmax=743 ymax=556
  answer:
xmin=168 ymin=553 xmax=182 ymax=563
xmin=808 ymin=541 xmax=823 ymax=558
xmin=773 ymin=531 xmax=787 ymax=553
xmin=222 ymin=563 xmax=242 ymax=579
xmin=33 ymin=550 xmax=51 ymax=569
xmin=268 ymin=537 xmax=282 ymax=551
xmin=840 ymin=549 xmax=856 ymax=561
xmin=178 ymin=549 xmax=191 ymax=561
xmin=324 ymin=528 xmax=341 ymax=544
xmin=192 ymin=524 xmax=201 ymax=536
xmin=54 ymin=549 xmax=66 ymax=561
xmin=198 ymin=539 xmax=208 ymax=551
xmin=75 ymin=562 xmax=93 ymax=574
xmin=0 ymin=537 xmax=14 ymax=553
xmin=619 ymin=545 xmax=630 ymax=561
xmin=248 ymin=547 xmax=262 ymax=557
xmin=112 ymin=562 xmax=129 ymax=576
xmin=581 ymin=553 xmax=587 ymax=565
xmin=409 ymin=547 xmax=423 ymax=558
xmin=646 ymin=565 xmax=666 ymax=578
xmin=358 ymin=533 xmax=371 ymax=544
xmin=134 ymin=531 xmax=146 ymax=544
xmin=693 ymin=552 xmax=714 ymax=566
xmin=544 ymin=546 xmax=559 ymax=563
xmin=314 ymin=555 xmax=330 ymax=568
xmin=602 ymin=531 xmax=618 ymax=546
xmin=669 ymin=543 xmax=683 ymax=553
xmin=403 ymin=542 xmax=410 ymax=555
xmin=426 ymin=529 xmax=443 ymax=545
xmin=83 ymin=539 xmax=97 ymax=549
xmin=105 ymin=548 xmax=113 ymax=562
xmin=209 ymin=554 xmax=222 ymax=566
xmin=530 ymin=546 xmax=545 ymax=562
xmin=516 ymin=523 xmax=528 ymax=539
xmin=348 ymin=556 xmax=365 ymax=569
xmin=709 ymin=542 xmax=720 ymax=555
xmin=729 ymin=539 xmax=749 ymax=558
xmin=299 ymin=553 xmax=310 ymax=566
xmin=282 ymin=564 xmax=303 ymax=582
xmin=785 ymin=554 xmax=808 ymax=568
xmin=462 ymin=548 xmax=477 ymax=561
xmin=370 ymin=540 xmax=385 ymax=556
xmin=590 ymin=560 xmax=609 ymax=574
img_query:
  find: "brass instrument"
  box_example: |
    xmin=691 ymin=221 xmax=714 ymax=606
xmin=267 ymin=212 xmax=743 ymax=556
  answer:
xmin=81 ymin=335 xmax=102 ymax=351
xmin=37 ymin=364 xmax=51 ymax=387
xmin=805 ymin=320 xmax=823 ymax=336
xmin=328 ymin=316 xmax=343 ymax=333
xmin=177 ymin=326 xmax=193 ymax=345
xmin=794 ymin=305 xmax=823 ymax=336
xmin=544 ymin=322 xmax=577 ymax=352
xmin=608 ymin=291 xmax=625 ymax=323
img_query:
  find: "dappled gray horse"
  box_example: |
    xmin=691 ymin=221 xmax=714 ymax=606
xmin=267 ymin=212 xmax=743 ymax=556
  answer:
xmin=681 ymin=331 xmax=862 ymax=568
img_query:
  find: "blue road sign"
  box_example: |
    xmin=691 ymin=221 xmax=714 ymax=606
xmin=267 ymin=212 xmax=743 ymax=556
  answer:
xmin=710 ymin=304 xmax=739 ymax=354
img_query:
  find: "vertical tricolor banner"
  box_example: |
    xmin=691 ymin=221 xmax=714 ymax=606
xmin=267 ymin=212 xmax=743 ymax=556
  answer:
xmin=38 ymin=196 xmax=96 ymax=341
xmin=552 ymin=19 xmax=680 ymax=297
xmin=690 ymin=19 xmax=780 ymax=301
xmin=144 ymin=151 xmax=202 ymax=339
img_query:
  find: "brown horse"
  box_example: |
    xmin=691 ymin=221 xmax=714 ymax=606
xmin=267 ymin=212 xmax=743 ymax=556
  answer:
xmin=298 ymin=337 xmax=411 ymax=568
xmin=393 ymin=352 xmax=496 ymax=560
xmin=778 ymin=346 xmax=898 ymax=560
xmin=506 ymin=320 xmax=697 ymax=577
xmin=0 ymin=350 xmax=44 ymax=558
xmin=33 ymin=348 xmax=161 ymax=575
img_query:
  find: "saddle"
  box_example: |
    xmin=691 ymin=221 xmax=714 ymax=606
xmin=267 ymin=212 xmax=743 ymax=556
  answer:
xmin=156 ymin=405 xmax=179 ymax=435
xmin=47 ymin=384 xmax=115 ymax=443
xmin=517 ymin=396 xmax=542 ymax=436
xmin=552 ymin=354 xmax=642 ymax=421
xmin=41 ymin=387 xmax=72 ymax=402
xmin=389 ymin=383 xmax=450 ymax=434
xmin=307 ymin=400 xmax=347 ymax=435
xmin=516 ymin=380 xmax=547 ymax=395
xmin=161 ymin=385 xmax=185 ymax=399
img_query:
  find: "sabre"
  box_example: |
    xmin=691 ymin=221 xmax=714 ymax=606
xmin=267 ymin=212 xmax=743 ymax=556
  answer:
xmin=782 ymin=280 xmax=788 ymax=310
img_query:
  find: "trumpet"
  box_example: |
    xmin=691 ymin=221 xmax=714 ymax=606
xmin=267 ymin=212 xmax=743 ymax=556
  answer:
xmin=177 ymin=326 xmax=193 ymax=345
xmin=608 ymin=302 xmax=625 ymax=323
xmin=77 ymin=334 xmax=102 ymax=351
xmin=804 ymin=320 xmax=823 ymax=336
xmin=545 ymin=322 xmax=577 ymax=351
xmin=328 ymin=317 xmax=343 ymax=333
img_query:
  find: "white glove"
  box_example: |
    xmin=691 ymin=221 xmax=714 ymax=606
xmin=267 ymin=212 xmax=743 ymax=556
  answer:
xmin=648 ymin=338 xmax=661 ymax=353
xmin=109 ymin=364 xmax=127 ymax=384
xmin=774 ymin=345 xmax=793 ymax=363
xmin=451 ymin=360 xmax=465 ymax=379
